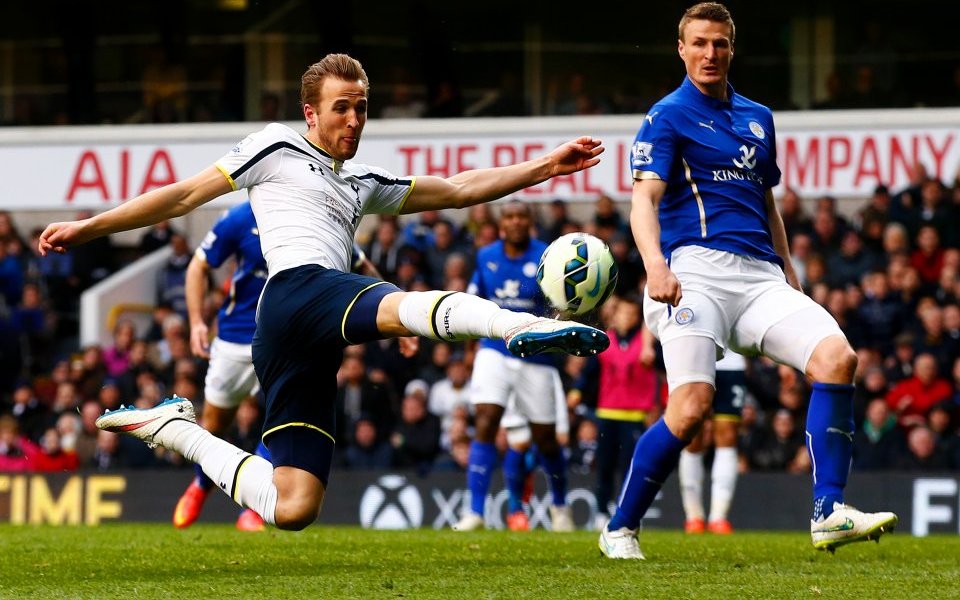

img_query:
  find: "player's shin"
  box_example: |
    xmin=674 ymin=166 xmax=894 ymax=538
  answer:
xmin=176 ymin=426 xmax=278 ymax=524
xmin=708 ymin=447 xmax=738 ymax=523
xmin=398 ymin=291 xmax=529 ymax=341
xmin=678 ymin=450 xmax=706 ymax=521
xmin=467 ymin=441 xmax=498 ymax=516
xmin=608 ymin=419 xmax=687 ymax=531
xmin=805 ymin=382 xmax=855 ymax=521
xmin=503 ymin=447 xmax=529 ymax=514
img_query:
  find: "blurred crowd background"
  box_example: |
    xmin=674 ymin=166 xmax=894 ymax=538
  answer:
xmin=0 ymin=174 xmax=959 ymax=475
xmin=1 ymin=0 xmax=959 ymax=481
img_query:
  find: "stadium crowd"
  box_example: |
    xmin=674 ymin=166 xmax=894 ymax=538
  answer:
xmin=0 ymin=166 xmax=959 ymax=477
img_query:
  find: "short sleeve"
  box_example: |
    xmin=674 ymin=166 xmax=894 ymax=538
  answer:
xmin=214 ymin=124 xmax=285 ymax=191
xmin=630 ymin=105 xmax=678 ymax=181
xmin=359 ymin=165 xmax=416 ymax=215
xmin=763 ymin=112 xmax=782 ymax=189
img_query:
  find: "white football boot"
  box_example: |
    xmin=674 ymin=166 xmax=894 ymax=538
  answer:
xmin=452 ymin=512 xmax=486 ymax=532
xmin=598 ymin=522 xmax=645 ymax=559
xmin=810 ymin=502 xmax=899 ymax=553
xmin=504 ymin=318 xmax=609 ymax=358
xmin=549 ymin=505 xmax=575 ymax=532
xmin=96 ymin=396 xmax=196 ymax=449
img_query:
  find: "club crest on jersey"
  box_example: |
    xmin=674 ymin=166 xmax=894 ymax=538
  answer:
xmin=523 ymin=262 xmax=538 ymax=278
xmin=675 ymin=307 xmax=695 ymax=325
xmin=749 ymin=121 xmax=765 ymax=139
xmin=632 ymin=142 xmax=654 ymax=166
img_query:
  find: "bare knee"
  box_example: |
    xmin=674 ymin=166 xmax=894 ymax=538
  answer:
xmin=664 ymin=383 xmax=714 ymax=441
xmin=473 ymin=404 xmax=504 ymax=443
xmin=806 ymin=336 xmax=857 ymax=384
xmin=273 ymin=466 xmax=325 ymax=531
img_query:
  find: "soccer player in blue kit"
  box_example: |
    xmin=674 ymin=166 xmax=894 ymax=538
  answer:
xmin=598 ymin=3 xmax=897 ymax=558
xmin=39 ymin=53 xmax=608 ymax=531
xmin=453 ymin=201 xmax=573 ymax=532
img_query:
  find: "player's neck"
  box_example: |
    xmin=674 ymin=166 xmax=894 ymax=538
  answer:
xmin=503 ymin=239 xmax=530 ymax=258
xmin=692 ymin=79 xmax=729 ymax=102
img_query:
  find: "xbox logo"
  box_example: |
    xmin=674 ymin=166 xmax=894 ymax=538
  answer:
xmin=359 ymin=474 xmax=423 ymax=529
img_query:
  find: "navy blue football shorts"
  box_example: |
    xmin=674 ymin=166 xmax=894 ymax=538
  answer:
xmin=712 ymin=368 xmax=747 ymax=420
xmin=252 ymin=264 xmax=400 ymax=485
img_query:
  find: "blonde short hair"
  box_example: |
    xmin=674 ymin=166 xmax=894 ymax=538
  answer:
xmin=678 ymin=2 xmax=735 ymax=43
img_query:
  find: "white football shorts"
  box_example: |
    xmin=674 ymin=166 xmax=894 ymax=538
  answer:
xmin=203 ymin=337 xmax=261 ymax=409
xmin=470 ymin=348 xmax=565 ymax=427
xmin=644 ymin=245 xmax=843 ymax=374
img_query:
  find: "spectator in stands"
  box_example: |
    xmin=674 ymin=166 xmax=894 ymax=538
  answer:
xmin=156 ymin=233 xmax=191 ymax=318
xmin=461 ymin=204 xmax=495 ymax=246
xmin=0 ymin=241 xmax=24 ymax=309
xmin=379 ymin=82 xmax=426 ymax=119
xmin=335 ymin=352 xmax=394 ymax=447
xmin=886 ymin=353 xmax=953 ymax=429
xmin=569 ymin=418 xmax=599 ymax=475
xmin=592 ymin=194 xmax=626 ymax=241
xmin=441 ymin=253 xmax=471 ymax=292
xmin=913 ymin=304 xmax=959 ymax=375
xmin=608 ymin=232 xmax=644 ymax=297
xmin=342 ymin=417 xmax=393 ymax=470
xmin=745 ymin=409 xmax=808 ymax=473
xmin=424 ymin=79 xmax=463 ymax=118
xmin=778 ymin=187 xmax=811 ymax=239
xmin=33 ymin=427 xmax=79 ymax=471
xmin=102 ymin=319 xmax=137 ymax=378
xmin=366 ymin=218 xmax=405 ymax=282
xmin=428 ymin=353 xmax=471 ymax=431
xmin=854 ymin=365 xmax=890 ymax=426
xmin=911 ymin=225 xmax=946 ymax=286
xmin=853 ymin=398 xmax=904 ymax=470
xmin=894 ymin=426 xmax=950 ymax=470
xmin=425 ymin=221 xmax=462 ymax=288
xmin=859 ymin=184 xmax=891 ymax=233
xmin=858 ymin=271 xmax=905 ymax=357
xmin=391 ymin=390 xmax=441 ymax=474
xmin=827 ymin=230 xmax=881 ymax=288
xmin=69 ymin=210 xmax=115 ymax=290
xmin=11 ymin=282 xmax=55 ymax=375
xmin=466 ymin=71 xmax=529 ymax=117
xmin=541 ymin=199 xmax=573 ymax=243
xmin=10 ymin=382 xmax=48 ymax=442
xmin=138 ymin=220 xmax=178 ymax=255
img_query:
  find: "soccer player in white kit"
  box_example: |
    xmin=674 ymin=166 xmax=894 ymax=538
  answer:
xmin=598 ymin=3 xmax=896 ymax=558
xmin=40 ymin=54 xmax=609 ymax=531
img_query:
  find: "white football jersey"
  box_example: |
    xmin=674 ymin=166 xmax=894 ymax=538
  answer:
xmin=215 ymin=123 xmax=415 ymax=276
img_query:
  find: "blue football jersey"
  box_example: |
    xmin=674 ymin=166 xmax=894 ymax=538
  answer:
xmin=467 ymin=239 xmax=554 ymax=365
xmin=630 ymin=77 xmax=782 ymax=266
xmin=197 ymin=202 xmax=268 ymax=344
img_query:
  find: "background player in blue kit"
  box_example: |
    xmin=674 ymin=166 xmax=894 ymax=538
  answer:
xmin=453 ymin=201 xmax=573 ymax=532
xmin=40 ymin=53 xmax=608 ymax=532
xmin=598 ymin=3 xmax=897 ymax=559
xmin=678 ymin=351 xmax=748 ymax=535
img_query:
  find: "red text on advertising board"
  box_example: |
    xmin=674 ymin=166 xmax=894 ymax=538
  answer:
xmin=66 ymin=149 xmax=178 ymax=201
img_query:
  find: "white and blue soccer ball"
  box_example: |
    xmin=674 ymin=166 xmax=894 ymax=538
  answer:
xmin=537 ymin=232 xmax=619 ymax=316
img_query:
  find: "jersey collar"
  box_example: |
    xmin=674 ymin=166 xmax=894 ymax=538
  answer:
xmin=679 ymin=76 xmax=735 ymax=109
xmin=300 ymin=134 xmax=344 ymax=174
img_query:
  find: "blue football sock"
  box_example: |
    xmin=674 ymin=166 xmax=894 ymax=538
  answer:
xmin=503 ymin=447 xmax=528 ymax=514
xmin=806 ymin=382 xmax=855 ymax=521
xmin=194 ymin=463 xmax=215 ymax=491
xmin=467 ymin=441 xmax=498 ymax=516
xmin=608 ymin=419 xmax=687 ymax=531
xmin=539 ymin=449 xmax=568 ymax=507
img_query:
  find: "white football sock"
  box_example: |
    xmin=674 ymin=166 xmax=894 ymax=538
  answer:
xmin=678 ymin=449 xmax=706 ymax=521
xmin=708 ymin=447 xmax=739 ymax=523
xmin=398 ymin=291 xmax=531 ymax=341
xmin=161 ymin=420 xmax=278 ymax=525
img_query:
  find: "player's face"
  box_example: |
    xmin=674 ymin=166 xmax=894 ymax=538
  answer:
xmin=499 ymin=206 xmax=532 ymax=246
xmin=678 ymin=19 xmax=733 ymax=95
xmin=306 ymin=77 xmax=368 ymax=161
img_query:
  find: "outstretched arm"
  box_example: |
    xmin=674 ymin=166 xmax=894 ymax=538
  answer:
xmin=400 ymin=136 xmax=603 ymax=213
xmin=39 ymin=165 xmax=232 ymax=255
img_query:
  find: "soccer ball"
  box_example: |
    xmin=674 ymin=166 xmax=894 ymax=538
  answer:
xmin=537 ymin=232 xmax=618 ymax=316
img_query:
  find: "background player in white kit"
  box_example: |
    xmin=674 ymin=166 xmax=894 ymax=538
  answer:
xmin=40 ymin=54 xmax=608 ymax=531
xmin=677 ymin=351 xmax=748 ymax=535
xmin=454 ymin=202 xmax=574 ymax=533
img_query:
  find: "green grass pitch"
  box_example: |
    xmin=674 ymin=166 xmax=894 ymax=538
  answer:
xmin=1 ymin=525 xmax=957 ymax=599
